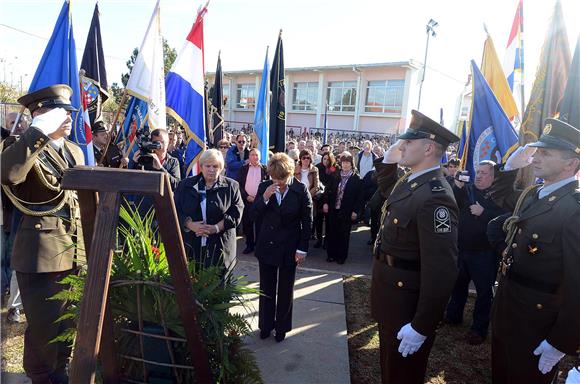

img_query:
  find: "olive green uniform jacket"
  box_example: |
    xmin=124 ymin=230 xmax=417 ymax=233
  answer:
xmin=1 ymin=126 xmax=84 ymax=273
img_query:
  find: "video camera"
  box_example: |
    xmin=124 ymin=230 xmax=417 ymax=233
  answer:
xmin=455 ymin=170 xmax=470 ymax=183
xmin=135 ymin=127 xmax=162 ymax=170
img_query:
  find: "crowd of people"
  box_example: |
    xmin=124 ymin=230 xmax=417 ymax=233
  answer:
xmin=1 ymin=84 xmax=579 ymax=384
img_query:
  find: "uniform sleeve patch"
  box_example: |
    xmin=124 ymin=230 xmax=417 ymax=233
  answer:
xmin=430 ymin=180 xmax=445 ymax=193
xmin=434 ymin=206 xmax=451 ymax=233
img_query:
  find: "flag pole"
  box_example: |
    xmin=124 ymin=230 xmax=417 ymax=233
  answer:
xmin=518 ymin=1 xmax=525 ymax=118
xmin=9 ymin=107 xmax=26 ymax=135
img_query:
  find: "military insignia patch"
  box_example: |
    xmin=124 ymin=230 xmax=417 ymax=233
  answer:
xmin=434 ymin=206 xmax=451 ymax=233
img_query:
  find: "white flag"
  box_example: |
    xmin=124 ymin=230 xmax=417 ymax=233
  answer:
xmin=126 ymin=0 xmax=166 ymax=131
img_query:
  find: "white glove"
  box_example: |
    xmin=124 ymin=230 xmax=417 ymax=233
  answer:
xmin=504 ymin=144 xmax=536 ymax=171
xmin=533 ymin=340 xmax=565 ymax=374
xmin=383 ymin=140 xmax=402 ymax=164
xmin=396 ymin=323 xmax=427 ymax=357
xmin=31 ymin=107 xmax=68 ymax=137
xmin=566 ymin=367 xmax=580 ymax=384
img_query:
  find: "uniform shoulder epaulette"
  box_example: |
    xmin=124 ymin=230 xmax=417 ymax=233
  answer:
xmin=430 ymin=179 xmax=445 ymax=193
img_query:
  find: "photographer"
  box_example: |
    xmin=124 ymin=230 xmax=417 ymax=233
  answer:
xmin=131 ymin=128 xmax=181 ymax=190
xmin=444 ymin=161 xmax=506 ymax=345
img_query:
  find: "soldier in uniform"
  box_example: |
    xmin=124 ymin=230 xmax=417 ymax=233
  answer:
xmin=1 ymin=85 xmax=84 ymax=384
xmin=371 ymin=110 xmax=460 ymax=384
xmin=92 ymin=120 xmax=125 ymax=168
xmin=489 ymin=118 xmax=580 ymax=383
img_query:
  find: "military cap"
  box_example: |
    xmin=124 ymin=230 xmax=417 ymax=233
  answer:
xmin=529 ymin=118 xmax=580 ymax=156
xmin=91 ymin=121 xmax=107 ymax=134
xmin=17 ymin=84 xmax=78 ymax=114
xmin=398 ymin=110 xmax=460 ymax=146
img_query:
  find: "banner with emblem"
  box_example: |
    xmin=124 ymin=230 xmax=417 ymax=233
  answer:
xmin=80 ymin=3 xmax=109 ymax=125
xmin=461 ymin=60 xmax=518 ymax=177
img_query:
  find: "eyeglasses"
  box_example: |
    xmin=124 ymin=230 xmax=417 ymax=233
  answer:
xmin=237 ymin=141 xmax=246 ymax=144
xmin=219 ymin=146 xmax=229 ymax=149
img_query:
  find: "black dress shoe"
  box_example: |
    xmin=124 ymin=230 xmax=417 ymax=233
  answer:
xmin=242 ymin=246 xmax=254 ymax=255
xmin=337 ymin=259 xmax=345 ymax=265
xmin=275 ymin=332 xmax=286 ymax=342
xmin=313 ymin=240 xmax=322 ymax=248
xmin=326 ymin=257 xmax=335 ymax=263
xmin=260 ymin=330 xmax=271 ymax=339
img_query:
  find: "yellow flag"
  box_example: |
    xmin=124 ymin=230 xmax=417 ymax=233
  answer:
xmin=481 ymin=36 xmax=519 ymax=121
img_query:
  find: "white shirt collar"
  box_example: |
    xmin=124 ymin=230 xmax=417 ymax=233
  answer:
xmin=49 ymin=137 xmax=65 ymax=150
xmin=408 ymin=165 xmax=441 ymax=182
xmin=538 ymin=176 xmax=578 ymax=199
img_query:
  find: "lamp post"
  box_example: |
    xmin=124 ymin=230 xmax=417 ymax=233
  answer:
xmin=417 ymin=19 xmax=438 ymax=110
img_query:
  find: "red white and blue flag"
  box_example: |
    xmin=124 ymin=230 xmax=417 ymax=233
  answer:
xmin=80 ymin=81 xmax=94 ymax=165
xmin=503 ymin=0 xmax=524 ymax=115
xmin=165 ymin=5 xmax=208 ymax=176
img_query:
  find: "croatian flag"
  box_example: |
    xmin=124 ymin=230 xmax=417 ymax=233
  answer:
xmin=166 ymin=5 xmax=208 ymax=176
xmin=79 ymin=80 xmax=94 ymax=165
xmin=503 ymin=0 xmax=524 ymax=114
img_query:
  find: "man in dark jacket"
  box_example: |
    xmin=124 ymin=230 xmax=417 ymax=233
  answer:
xmin=237 ymin=148 xmax=268 ymax=254
xmin=225 ymin=134 xmax=250 ymax=180
xmin=445 ymin=160 xmax=505 ymax=345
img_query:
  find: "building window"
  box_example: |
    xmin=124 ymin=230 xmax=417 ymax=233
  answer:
xmin=365 ymin=80 xmax=405 ymax=113
xmin=223 ymin=84 xmax=230 ymax=110
xmin=236 ymin=83 xmax=255 ymax=109
xmin=292 ymin=82 xmax=318 ymax=111
xmin=327 ymin=81 xmax=356 ymax=112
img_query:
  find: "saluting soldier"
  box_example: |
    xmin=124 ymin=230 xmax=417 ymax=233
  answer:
xmin=1 ymin=85 xmax=84 ymax=384
xmin=371 ymin=110 xmax=460 ymax=384
xmin=489 ymin=118 xmax=580 ymax=383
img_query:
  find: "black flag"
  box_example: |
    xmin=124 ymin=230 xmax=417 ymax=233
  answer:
xmin=558 ymin=36 xmax=579 ymax=129
xmin=269 ymin=30 xmax=285 ymax=153
xmin=80 ymin=3 xmax=108 ymax=125
xmin=211 ymin=52 xmax=224 ymax=145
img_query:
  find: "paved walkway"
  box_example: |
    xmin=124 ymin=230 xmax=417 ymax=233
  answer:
xmin=2 ymin=224 xmax=376 ymax=384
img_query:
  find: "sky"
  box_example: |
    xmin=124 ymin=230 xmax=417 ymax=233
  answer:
xmin=0 ymin=0 xmax=578 ymax=126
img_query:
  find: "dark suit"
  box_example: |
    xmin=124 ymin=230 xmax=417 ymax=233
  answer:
xmin=174 ymin=174 xmax=243 ymax=271
xmin=251 ymin=179 xmax=313 ymax=334
xmin=371 ymin=163 xmax=458 ymax=384
xmin=324 ymin=171 xmax=363 ymax=263
xmin=1 ymin=127 xmax=84 ymax=383
xmin=490 ymin=179 xmax=580 ymax=383
xmin=93 ymin=142 xmax=124 ymax=168
xmin=237 ymin=163 xmax=268 ymax=249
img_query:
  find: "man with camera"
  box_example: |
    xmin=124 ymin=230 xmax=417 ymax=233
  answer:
xmin=131 ymin=128 xmax=181 ymax=190
xmin=444 ymin=161 xmax=505 ymax=345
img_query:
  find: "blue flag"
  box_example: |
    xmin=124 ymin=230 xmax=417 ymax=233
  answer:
xmin=254 ymin=47 xmax=269 ymax=165
xmin=461 ymin=60 xmax=518 ymax=177
xmin=458 ymin=120 xmax=467 ymax=162
xmin=29 ymin=0 xmax=93 ymax=165
xmin=116 ymin=96 xmax=149 ymax=161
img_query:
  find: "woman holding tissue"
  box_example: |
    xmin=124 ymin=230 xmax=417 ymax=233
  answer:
xmin=251 ymin=153 xmax=313 ymax=342
xmin=174 ymin=149 xmax=244 ymax=274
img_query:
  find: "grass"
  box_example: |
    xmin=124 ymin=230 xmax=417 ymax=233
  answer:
xmin=344 ymin=275 xmax=577 ymax=384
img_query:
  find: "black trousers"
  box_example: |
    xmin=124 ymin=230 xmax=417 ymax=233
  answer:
xmin=326 ymin=209 xmax=353 ymax=262
xmin=17 ymin=270 xmax=74 ymax=384
xmin=242 ymin=205 xmax=255 ymax=248
xmin=258 ymin=262 xmax=297 ymax=334
xmin=313 ymin=197 xmax=325 ymax=240
xmin=377 ymin=322 xmax=435 ymax=384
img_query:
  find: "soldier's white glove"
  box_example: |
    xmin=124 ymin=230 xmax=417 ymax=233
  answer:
xmin=504 ymin=144 xmax=536 ymax=171
xmin=566 ymin=367 xmax=580 ymax=384
xmin=31 ymin=107 xmax=68 ymax=137
xmin=397 ymin=323 xmax=427 ymax=357
xmin=383 ymin=140 xmax=402 ymax=164
xmin=533 ymin=340 xmax=565 ymax=374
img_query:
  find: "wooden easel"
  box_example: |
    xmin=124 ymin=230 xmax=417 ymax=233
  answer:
xmin=61 ymin=167 xmax=212 ymax=383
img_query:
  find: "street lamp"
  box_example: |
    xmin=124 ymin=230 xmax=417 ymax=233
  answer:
xmin=417 ymin=19 xmax=438 ymax=110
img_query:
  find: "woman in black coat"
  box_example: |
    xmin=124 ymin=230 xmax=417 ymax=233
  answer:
xmin=323 ymin=152 xmax=363 ymax=264
xmin=251 ymin=153 xmax=313 ymax=342
xmin=174 ymin=149 xmax=244 ymax=273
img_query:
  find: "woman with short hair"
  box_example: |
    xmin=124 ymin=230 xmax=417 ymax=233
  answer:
xmin=323 ymin=152 xmax=363 ymax=264
xmin=251 ymin=153 xmax=313 ymax=342
xmin=174 ymin=149 xmax=244 ymax=273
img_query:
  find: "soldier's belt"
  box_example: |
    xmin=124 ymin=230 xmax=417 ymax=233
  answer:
xmin=26 ymin=204 xmax=70 ymax=219
xmin=507 ymin=269 xmax=559 ymax=294
xmin=376 ymin=250 xmax=420 ymax=271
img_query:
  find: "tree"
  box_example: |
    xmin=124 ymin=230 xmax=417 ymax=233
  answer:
xmin=120 ymin=39 xmax=177 ymax=87
xmin=0 ymin=82 xmax=23 ymax=103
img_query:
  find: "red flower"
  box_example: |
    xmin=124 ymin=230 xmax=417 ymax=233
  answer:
xmin=151 ymin=246 xmax=161 ymax=261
